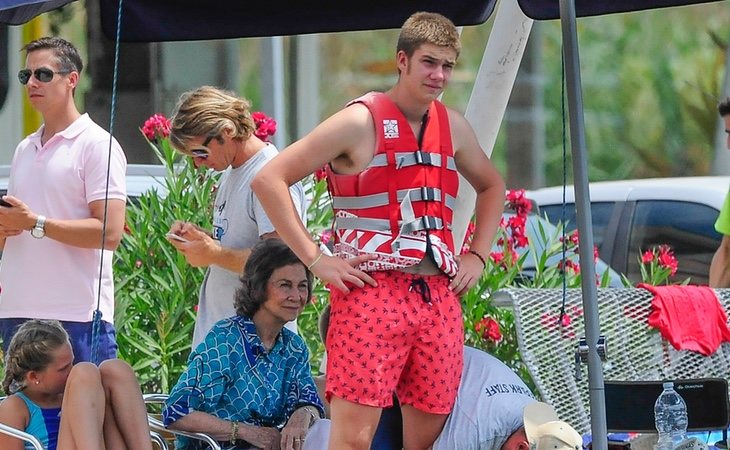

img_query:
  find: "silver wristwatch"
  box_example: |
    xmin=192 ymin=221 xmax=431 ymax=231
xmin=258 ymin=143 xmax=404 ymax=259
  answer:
xmin=30 ymin=215 xmax=46 ymax=239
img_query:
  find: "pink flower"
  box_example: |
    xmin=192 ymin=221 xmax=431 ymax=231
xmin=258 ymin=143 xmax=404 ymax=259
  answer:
xmin=475 ymin=317 xmax=502 ymax=343
xmin=642 ymin=249 xmax=654 ymax=264
xmin=506 ymin=189 xmax=533 ymax=216
xmin=558 ymin=259 xmax=580 ymax=274
xmin=314 ymin=166 xmax=328 ymax=182
xmin=514 ymin=234 xmax=529 ymax=249
xmin=657 ymin=246 xmax=678 ymax=276
xmin=252 ymin=111 xmax=277 ymax=142
xmin=141 ymin=113 xmax=170 ymax=141
xmin=320 ymin=229 xmax=333 ymax=245
xmin=461 ymin=220 xmax=477 ymax=254
xmin=507 ymin=215 xmax=526 ymax=232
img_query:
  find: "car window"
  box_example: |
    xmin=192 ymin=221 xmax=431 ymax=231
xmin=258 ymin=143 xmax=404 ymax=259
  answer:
xmin=539 ymin=202 xmax=616 ymax=254
xmin=626 ymin=200 xmax=721 ymax=285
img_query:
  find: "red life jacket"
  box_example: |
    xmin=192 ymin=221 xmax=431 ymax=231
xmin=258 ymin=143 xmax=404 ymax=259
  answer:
xmin=326 ymin=92 xmax=460 ymax=277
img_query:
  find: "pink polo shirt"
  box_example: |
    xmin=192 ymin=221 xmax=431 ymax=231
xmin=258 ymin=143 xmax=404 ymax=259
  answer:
xmin=0 ymin=114 xmax=127 ymax=323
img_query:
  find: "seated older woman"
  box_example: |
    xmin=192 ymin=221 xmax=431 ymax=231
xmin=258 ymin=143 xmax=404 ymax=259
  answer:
xmin=163 ymin=239 xmax=326 ymax=450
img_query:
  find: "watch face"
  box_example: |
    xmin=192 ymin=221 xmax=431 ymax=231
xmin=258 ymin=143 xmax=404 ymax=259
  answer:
xmin=31 ymin=226 xmax=45 ymax=239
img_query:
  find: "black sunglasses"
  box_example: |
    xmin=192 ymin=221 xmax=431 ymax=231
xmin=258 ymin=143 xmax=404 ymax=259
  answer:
xmin=18 ymin=67 xmax=71 ymax=85
xmin=189 ymin=135 xmax=218 ymax=159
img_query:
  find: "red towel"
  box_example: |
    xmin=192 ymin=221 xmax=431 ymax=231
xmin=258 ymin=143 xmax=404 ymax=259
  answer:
xmin=640 ymin=284 xmax=730 ymax=356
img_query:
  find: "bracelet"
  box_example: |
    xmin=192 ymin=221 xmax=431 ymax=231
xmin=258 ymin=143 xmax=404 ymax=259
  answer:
xmin=303 ymin=406 xmax=319 ymax=426
xmin=468 ymin=250 xmax=487 ymax=269
xmin=230 ymin=420 xmax=238 ymax=443
xmin=307 ymin=252 xmax=323 ymax=270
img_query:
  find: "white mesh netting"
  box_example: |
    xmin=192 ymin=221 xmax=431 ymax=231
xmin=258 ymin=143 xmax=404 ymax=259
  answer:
xmin=493 ymin=288 xmax=730 ymax=434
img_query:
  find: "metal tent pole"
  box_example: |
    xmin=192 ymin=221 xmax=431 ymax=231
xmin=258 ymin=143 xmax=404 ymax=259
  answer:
xmin=557 ymin=0 xmax=608 ymax=448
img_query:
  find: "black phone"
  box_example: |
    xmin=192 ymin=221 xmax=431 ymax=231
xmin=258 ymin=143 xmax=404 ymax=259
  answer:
xmin=0 ymin=198 xmax=11 ymax=207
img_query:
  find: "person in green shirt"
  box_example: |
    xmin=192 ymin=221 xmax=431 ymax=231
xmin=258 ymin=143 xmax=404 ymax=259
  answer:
xmin=710 ymin=97 xmax=730 ymax=287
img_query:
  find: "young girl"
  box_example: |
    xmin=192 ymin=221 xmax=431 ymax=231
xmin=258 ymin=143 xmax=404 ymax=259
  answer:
xmin=0 ymin=319 xmax=153 ymax=450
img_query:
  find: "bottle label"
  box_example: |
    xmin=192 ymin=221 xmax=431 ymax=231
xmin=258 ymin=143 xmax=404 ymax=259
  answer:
xmin=675 ymin=437 xmax=708 ymax=450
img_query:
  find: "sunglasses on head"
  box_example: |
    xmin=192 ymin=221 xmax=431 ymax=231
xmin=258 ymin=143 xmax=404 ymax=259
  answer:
xmin=17 ymin=67 xmax=71 ymax=85
xmin=189 ymin=135 xmax=218 ymax=159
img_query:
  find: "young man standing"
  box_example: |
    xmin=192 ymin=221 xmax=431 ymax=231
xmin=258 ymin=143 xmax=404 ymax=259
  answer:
xmin=0 ymin=37 xmax=127 ymax=363
xmin=253 ymin=12 xmax=505 ymax=450
xmin=165 ymin=86 xmax=307 ymax=347
xmin=710 ymin=97 xmax=730 ymax=287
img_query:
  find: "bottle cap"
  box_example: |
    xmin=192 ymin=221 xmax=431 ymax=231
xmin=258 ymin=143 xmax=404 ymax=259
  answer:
xmin=662 ymin=381 xmax=674 ymax=389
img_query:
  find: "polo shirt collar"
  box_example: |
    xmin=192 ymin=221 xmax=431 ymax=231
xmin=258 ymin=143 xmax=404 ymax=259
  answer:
xmin=29 ymin=113 xmax=92 ymax=147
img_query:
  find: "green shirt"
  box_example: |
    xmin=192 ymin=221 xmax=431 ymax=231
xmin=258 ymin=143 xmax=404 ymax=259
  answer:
xmin=715 ymin=190 xmax=730 ymax=235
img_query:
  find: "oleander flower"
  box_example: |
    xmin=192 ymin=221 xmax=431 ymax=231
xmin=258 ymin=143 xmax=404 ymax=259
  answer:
xmin=141 ymin=113 xmax=171 ymax=142
xmin=252 ymin=111 xmax=277 ymax=142
xmin=475 ymin=316 xmax=503 ymax=343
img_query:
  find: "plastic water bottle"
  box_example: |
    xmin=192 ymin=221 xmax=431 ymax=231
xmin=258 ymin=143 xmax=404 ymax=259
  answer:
xmin=654 ymin=382 xmax=689 ymax=450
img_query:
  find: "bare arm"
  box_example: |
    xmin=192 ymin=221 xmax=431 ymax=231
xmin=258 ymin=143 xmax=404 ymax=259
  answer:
xmin=0 ymin=396 xmax=30 ymax=450
xmin=167 ymin=225 xmax=282 ymax=274
xmin=710 ymin=235 xmax=730 ymax=287
xmin=449 ymin=110 xmax=506 ymax=295
xmin=168 ymin=411 xmax=281 ymax=450
xmin=0 ymin=196 xmax=125 ymax=250
xmin=252 ymin=106 xmax=377 ymax=293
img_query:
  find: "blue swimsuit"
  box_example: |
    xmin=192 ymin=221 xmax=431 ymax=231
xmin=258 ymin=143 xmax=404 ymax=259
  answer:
xmin=16 ymin=392 xmax=61 ymax=450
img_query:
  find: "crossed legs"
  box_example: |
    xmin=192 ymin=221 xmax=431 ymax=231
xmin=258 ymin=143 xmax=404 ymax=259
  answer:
xmin=56 ymin=360 xmax=153 ymax=450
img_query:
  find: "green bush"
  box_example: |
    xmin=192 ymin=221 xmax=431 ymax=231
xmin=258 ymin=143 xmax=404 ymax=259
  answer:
xmin=114 ymin=141 xmax=218 ymax=393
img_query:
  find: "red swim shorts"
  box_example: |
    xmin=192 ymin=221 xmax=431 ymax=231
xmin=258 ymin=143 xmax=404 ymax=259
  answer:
xmin=325 ymin=270 xmax=463 ymax=414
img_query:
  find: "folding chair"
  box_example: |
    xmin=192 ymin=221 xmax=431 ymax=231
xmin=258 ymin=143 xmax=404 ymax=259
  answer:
xmin=144 ymin=393 xmax=222 ymax=450
xmin=605 ymin=378 xmax=730 ymax=436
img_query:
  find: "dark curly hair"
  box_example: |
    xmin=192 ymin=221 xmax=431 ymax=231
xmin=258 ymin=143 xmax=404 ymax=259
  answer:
xmin=234 ymin=239 xmax=313 ymax=317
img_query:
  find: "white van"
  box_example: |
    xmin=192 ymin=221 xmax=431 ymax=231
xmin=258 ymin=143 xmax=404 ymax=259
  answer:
xmin=527 ymin=177 xmax=730 ymax=285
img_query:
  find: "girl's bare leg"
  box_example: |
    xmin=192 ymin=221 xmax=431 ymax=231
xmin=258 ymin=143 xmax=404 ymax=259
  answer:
xmin=57 ymin=362 xmax=107 ymax=450
xmin=99 ymin=359 xmax=153 ymax=450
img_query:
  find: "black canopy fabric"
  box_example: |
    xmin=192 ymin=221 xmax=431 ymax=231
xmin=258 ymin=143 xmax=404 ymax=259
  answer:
xmin=98 ymin=0 xmax=497 ymax=42
xmin=0 ymin=0 xmax=76 ymax=25
xmin=2 ymin=0 xmax=723 ymax=40
xmin=517 ymin=0 xmax=721 ymax=19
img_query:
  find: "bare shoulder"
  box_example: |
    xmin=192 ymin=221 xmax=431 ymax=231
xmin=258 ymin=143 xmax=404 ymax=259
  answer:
xmin=444 ymin=106 xmax=480 ymax=154
xmin=312 ymin=102 xmax=376 ymax=174
xmin=0 ymin=395 xmax=30 ymax=427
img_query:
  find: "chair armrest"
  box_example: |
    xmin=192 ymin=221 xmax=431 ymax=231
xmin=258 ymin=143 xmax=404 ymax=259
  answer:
xmin=149 ymin=430 xmax=169 ymax=450
xmin=0 ymin=423 xmax=44 ymax=450
xmin=143 ymin=393 xmax=222 ymax=450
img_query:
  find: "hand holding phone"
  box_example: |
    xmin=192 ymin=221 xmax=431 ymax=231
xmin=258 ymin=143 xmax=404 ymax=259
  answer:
xmin=166 ymin=233 xmax=189 ymax=243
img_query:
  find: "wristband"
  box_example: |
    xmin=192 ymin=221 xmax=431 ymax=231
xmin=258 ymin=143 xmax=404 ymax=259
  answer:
xmin=230 ymin=420 xmax=238 ymax=443
xmin=468 ymin=250 xmax=487 ymax=269
xmin=307 ymin=252 xmax=323 ymax=270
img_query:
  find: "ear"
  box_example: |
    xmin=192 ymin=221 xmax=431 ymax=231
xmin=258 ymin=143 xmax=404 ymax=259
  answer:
xmin=26 ymin=370 xmax=41 ymax=386
xmin=396 ymin=50 xmax=409 ymax=72
xmin=67 ymin=71 xmax=79 ymax=90
xmin=516 ymin=439 xmax=531 ymax=450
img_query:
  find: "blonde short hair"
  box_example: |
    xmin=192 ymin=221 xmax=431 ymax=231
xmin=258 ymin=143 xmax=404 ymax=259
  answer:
xmin=397 ymin=12 xmax=461 ymax=59
xmin=169 ymin=86 xmax=255 ymax=155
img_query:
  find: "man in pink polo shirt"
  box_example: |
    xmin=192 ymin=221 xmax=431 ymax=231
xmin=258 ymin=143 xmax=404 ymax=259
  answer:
xmin=0 ymin=37 xmax=126 ymax=363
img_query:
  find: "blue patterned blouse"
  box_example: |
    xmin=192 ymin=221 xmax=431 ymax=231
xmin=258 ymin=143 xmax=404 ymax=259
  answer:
xmin=163 ymin=315 xmax=324 ymax=446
